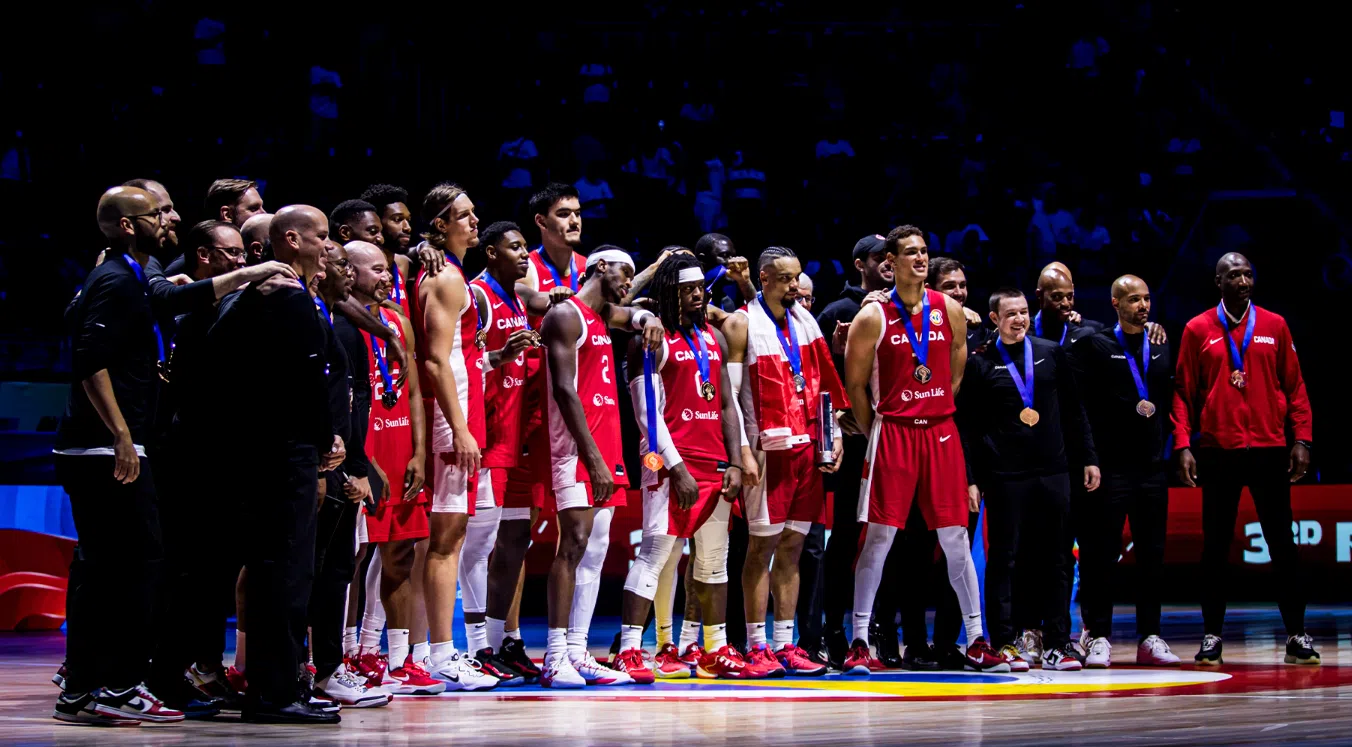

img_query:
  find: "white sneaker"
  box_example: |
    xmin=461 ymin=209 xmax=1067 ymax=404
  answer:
xmin=1017 ymin=629 xmax=1043 ymax=667
xmin=1084 ymin=637 xmax=1112 ymax=668
xmin=570 ymin=653 xmax=635 ymax=686
xmin=1041 ymin=647 xmax=1083 ymax=671
xmin=1137 ymin=636 xmax=1182 ymax=666
xmin=429 ymin=653 xmax=499 ymax=691
xmin=541 ymin=655 xmax=586 ymax=689
xmin=316 ymin=669 xmax=391 ymax=708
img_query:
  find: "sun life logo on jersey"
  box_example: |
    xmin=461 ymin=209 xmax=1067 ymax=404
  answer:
xmin=682 ymin=408 xmax=695 ymax=421
xmin=593 ymin=393 xmax=605 ymax=407
xmin=502 ymin=375 xmax=524 ymax=389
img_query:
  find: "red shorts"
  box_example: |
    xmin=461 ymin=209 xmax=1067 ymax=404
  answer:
xmin=744 ymin=443 xmax=822 ymax=535
xmin=642 ymin=459 xmax=726 ymax=539
xmin=365 ymin=496 xmax=431 ymax=543
xmin=859 ymin=416 xmax=968 ymax=530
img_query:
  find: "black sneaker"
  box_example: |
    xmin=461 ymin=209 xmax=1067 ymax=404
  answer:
xmin=934 ymin=643 xmax=969 ymax=671
xmin=498 ymin=636 xmax=542 ymax=683
xmin=1284 ymin=634 xmax=1320 ymax=665
xmin=91 ymin=684 xmax=186 ymax=723
xmin=825 ymin=627 xmax=850 ymax=671
xmin=874 ymin=626 xmax=903 ymax=669
xmin=901 ymin=644 xmax=941 ymax=671
xmin=474 ymin=648 xmax=524 ymax=687
xmin=242 ymin=699 xmax=340 ymax=725
xmin=297 ymin=679 xmax=340 ymax=713
xmin=53 ymin=690 xmax=140 ymax=726
xmin=1195 ymin=634 xmax=1223 ymax=666
xmin=157 ymin=678 xmax=224 ymax=720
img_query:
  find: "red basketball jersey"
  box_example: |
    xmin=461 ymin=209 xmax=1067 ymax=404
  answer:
xmin=522 ymin=249 xmax=586 ymax=433
xmin=653 ymin=326 xmax=726 ymax=465
xmin=416 ymin=260 xmax=486 ymax=447
xmin=873 ymin=289 xmax=956 ymax=419
xmin=471 ymin=275 xmax=529 ymax=468
xmin=362 ymin=306 xmax=423 ymax=503
xmin=545 ymin=297 xmax=628 ymax=489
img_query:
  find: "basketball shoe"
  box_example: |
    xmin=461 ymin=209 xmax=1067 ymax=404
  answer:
xmin=842 ymin=639 xmax=884 ymax=676
xmin=1136 ymin=636 xmax=1181 ymax=666
xmin=776 ymin=644 xmax=828 ymax=676
xmin=316 ymin=669 xmax=390 ymax=708
xmin=678 ymin=643 xmax=706 ymax=671
xmin=428 ymin=653 xmax=499 ymax=691
xmin=225 ymin=666 xmax=248 ymax=695
xmin=1081 ymin=635 xmax=1112 ymax=668
xmin=90 ymin=684 xmax=186 ymax=723
xmin=1017 ymin=629 xmax=1043 ymax=668
xmin=187 ymin=663 xmax=243 ymax=709
xmin=965 ymin=638 xmax=1011 ymax=673
xmin=1041 ymin=647 xmax=1083 ymax=671
xmin=382 ymin=655 xmax=446 ymax=695
xmin=571 ymin=652 xmax=635 ymax=686
xmin=496 ymin=638 xmax=543 ymax=684
xmin=745 ymin=644 xmax=787 ymax=678
xmin=472 ymin=650 xmax=523 ymax=687
xmin=351 ymin=651 xmax=387 ymax=689
xmin=999 ymin=644 xmax=1031 ymax=672
xmin=1285 ymin=634 xmax=1320 ymax=665
xmin=697 ymin=646 xmax=752 ymax=679
xmin=53 ymin=690 xmax=141 ymax=726
xmin=1194 ymin=635 xmax=1223 ymax=666
xmin=612 ymin=648 xmax=658 ymax=684
xmin=653 ymin=643 xmax=692 ymax=679
xmin=541 ymin=655 xmax=586 ymax=689
xmin=52 ymin=663 xmax=67 ymax=691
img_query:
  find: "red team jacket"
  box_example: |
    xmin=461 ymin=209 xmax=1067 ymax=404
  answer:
xmin=1170 ymin=303 xmax=1312 ymax=450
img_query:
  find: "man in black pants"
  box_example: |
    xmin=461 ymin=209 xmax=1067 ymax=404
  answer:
xmin=1068 ymin=275 xmax=1181 ymax=668
xmin=1172 ymin=252 xmax=1316 ymax=666
xmin=958 ymin=287 xmax=1099 ymax=672
xmin=209 ymin=205 xmax=342 ymax=724
xmin=52 ymin=186 xmax=186 ymax=726
xmin=306 ymin=239 xmax=390 ymax=708
xmin=814 ymin=234 xmax=894 ymax=668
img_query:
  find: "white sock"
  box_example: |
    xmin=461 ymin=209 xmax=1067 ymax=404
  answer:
xmin=852 ymin=612 xmax=872 ymax=648
xmin=566 ymin=629 xmax=589 ymax=660
xmin=388 ymin=629 xmax=410 ymax=667
xmin=679 ymin=619 xmax=702 ymax=651
xmin=466 ymin=621 xmax=488 ymax=654
xmin=965 ymin=614 xmax=984 ymax=645
xmin=504 ymin=628 xmax=521 ymax=642
xmin=568 ymin=508 xmax=611 ymax=661
xmin=412 ymin=641 xmax=430 ymax=663
xmin=546 ymin=627 xmax=568 ymax=662
xmin=343 ymin=626 xmax=359 ymax=657
xmin=657 ymin=622 xmax=675 ymax=648
xmin=705 ymin=623 xmax=728 ymax=652
xmin=620 ymin=624 xmax=644 ymax=652
xmin=487 ymin=617 xmax=507 ymax=651
xmin=430 ymin=640 xmax=457 ymax=667
xmin=773 ymin=619 xmax=794 ymax=651
xmin=359 ymin=611 xmax=384 ymax=652
xmin=747 ymin=622 xmax=767 ymax=648
xmin=234 ymin=631 xmax=247 ymax=673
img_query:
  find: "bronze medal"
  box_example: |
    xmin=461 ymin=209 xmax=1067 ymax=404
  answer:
xmin=476 ymin=328 xmax=487 ymax=350
xmin=1019 ymin=407 xmax=1040 ymax=427
xmin=1230 ymin=369 xmax=1246 ymax=389
xmin=793 ymin=373 xmax=806 ymax=392
xmin=1135 ymin=399 xmax=1156 ymax=418
xmin=700 ymin=380 xmax=717 ymax=402
xmin=913 ymin=364 xmax=932 ymax=384
xmin=643 ymin=452 xmax=664 ymax=471
xmin=383 ymin=389 xmax=399 ymax=409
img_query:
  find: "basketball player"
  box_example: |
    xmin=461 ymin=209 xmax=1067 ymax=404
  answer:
xmin=841 ymin=226 xmax=1006 ymax=675
xmin=461 ymin=222 xmax=538 ymax=683
xmin=1068 ymin=275 xmax=1180 ymax=667
xmin=413 ymin=183 xmax=499 ymax=690
xmin=205 ymin=178 xmax=266 ymax=227
xmin=1172 ymin=253 xmax=1316 ymax=666
xmin=958 ymin=287 xmax=1099 ymax=672
xmin=537 ymin=248 xmax=663 ymax=687
xmin=611 ymin=253 xmax=750 ymax=682
xmin=722 ymin=246 xmax=846 ymax=677
xmin=342 ymin=242 xmax=446 ymax=694
xmin=360 ymin=184 xmax=417 ymax=316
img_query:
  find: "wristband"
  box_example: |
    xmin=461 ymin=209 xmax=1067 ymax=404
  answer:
xmin=630 ymin=309 xmax=655 ymax=331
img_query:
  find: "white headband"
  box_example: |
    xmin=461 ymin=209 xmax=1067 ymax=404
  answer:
xmin=585 ymin=249 xmax=634 ymax=272
xmin=678 ymin=267 xmax=704 ymax=284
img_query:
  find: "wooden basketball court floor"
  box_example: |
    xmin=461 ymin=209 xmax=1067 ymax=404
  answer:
xmin=4 ymin=605 xmax=1351 ymax=746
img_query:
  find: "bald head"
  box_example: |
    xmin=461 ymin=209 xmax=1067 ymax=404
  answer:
xmin=270 ymin=205 xmax=331 ymax=280
xmin=97 ymin=186 xmax=155 ymax=240
xmin=1042 ymin=261 xmax=1072 ymax=283
xmin=1111 ymin=274 xmax=1151 ymax=330
xmin=1216 ymin=252 xmax=1250 ymax=276
xmin=241 ymin=213 xmax=273 ymax=265
xmin=1035 ymin=267 xmax=1076 ymax=320
xmin=1215 ymin=252 xmax=1254 ymax=305
xmin=1112 ymin=274 xmax=1147 ymax=300
xmin=1038 ymin=267 xmax=1072 ymax=294
xmin=346 ymin=241 xmax=391 ymax=304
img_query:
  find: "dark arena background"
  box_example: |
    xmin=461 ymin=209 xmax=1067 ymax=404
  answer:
xmin=1 ymin=1 xmax=1350 ymax=745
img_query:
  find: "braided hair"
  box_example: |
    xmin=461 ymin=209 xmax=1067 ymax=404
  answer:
xmin=650 ymin=252 xmax=706 ymax=333
xmin=757 ymin=245 xmax=797 ymax=272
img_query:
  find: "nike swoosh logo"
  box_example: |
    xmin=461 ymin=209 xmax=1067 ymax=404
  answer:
xmin=1035 ymin=358 xmax=1045 ymax=366
xmin=1152 ymin=354 xmax=1161 ymax=360
xmin=888 ymin=317 xmax=902 ymax=325
xmin=939 ymin=435 xmax=952 ymax=443
xmin=493 ymin=302 xmax=506 ymax=309
xmin=1208 ymin=337 xmax=1223 ymax=346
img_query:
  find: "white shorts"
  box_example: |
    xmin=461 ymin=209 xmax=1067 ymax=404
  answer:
xmin=476 ymin=468 xmax=498 ymax=511
xmin=432 ymin=459 xmax=471 ymax=514
xmin=355 ymin=506 xmax=368 ymax=548
xmin=555 ymin=482 xmax=592 ymax=512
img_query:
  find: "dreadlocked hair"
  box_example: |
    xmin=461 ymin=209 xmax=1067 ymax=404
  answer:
xmin=650 ymin=252 xmax=706 ymax=333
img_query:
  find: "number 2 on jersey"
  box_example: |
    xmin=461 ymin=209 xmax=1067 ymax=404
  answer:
xmin=600 ymin=354 xmax=611 ymax=384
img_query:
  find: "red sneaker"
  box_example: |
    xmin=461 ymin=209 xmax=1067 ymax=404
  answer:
xmin=382 ymin=655 xmax=447 ymax=695
xmin=744 ymin=644 xmax=787 ymax=678
xmin=225 ymin=666 xmax=248 ymax=695
xmin=353 ymin=652 xmax=388 ymax=689
xmin=612 ymin=649 xmax=657 ymax=685
xmin=697 ymin=646 xmax=752 ymax=679
xmin=999 ymin=644 xmax=1031 ymax=672
xmin=843 ymin=639 xmax=883 ymax=676
xmin=653 ymin=643 xmax=691 ymax=679
xmin=965 ymin=637 xmax=1012 ymax=673
xmin=678 ymin=643 xmax=706 ymax=670
xmin=775 ymin=644 xmax=828 ymax=676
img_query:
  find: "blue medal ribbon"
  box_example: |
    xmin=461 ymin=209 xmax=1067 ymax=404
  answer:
xmin=1114 ymin=324 xmax=1151 ymax=403
xmin=390 ymin=261 xmax=402 ymax=305
xmin=312 ymin=291 xmax=333 ymax=329
xmin=121 ymin=254 xmax=166 ymax=365
xmin=368 ymin=306 xmax=394 ymax=399
xmin=1216 ymin=302 xmax=1256 ymax=373
xmin=642 ymin=348 xmax=663 ymax=469
xmin=756 ymin=293 xmax=802 ymax=387
xmin=892 ymin=288 xmax=930 ymax=369
xmin=704 ymin=264 xmax=727 ymax=295
xmin=483 ymin=270 xmax=526 ymax=324
xmin=995 ymin=338 xmax=1035 ymax=410
xmin=678 ymin=325 xmax=712 ymax=387
xmin=536 ymin=248 xmax=578 ymax=291
xmin=1034 ymin=311 xmax=1068 ymax=346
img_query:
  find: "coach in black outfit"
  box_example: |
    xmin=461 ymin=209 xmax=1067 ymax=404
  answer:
xmin=1067 ymin=275 xmax=1180 ymax=666
xmin=209 ymin=205 xmax=341 ymax=724
xmin=958 ymin=287 xmax=1099 ymax=670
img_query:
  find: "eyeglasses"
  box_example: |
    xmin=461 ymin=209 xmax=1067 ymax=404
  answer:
xmin=210 ymin=245 xmax=247 ymax=258
xmin=126 ymin=211 xmax=164 ymax=223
